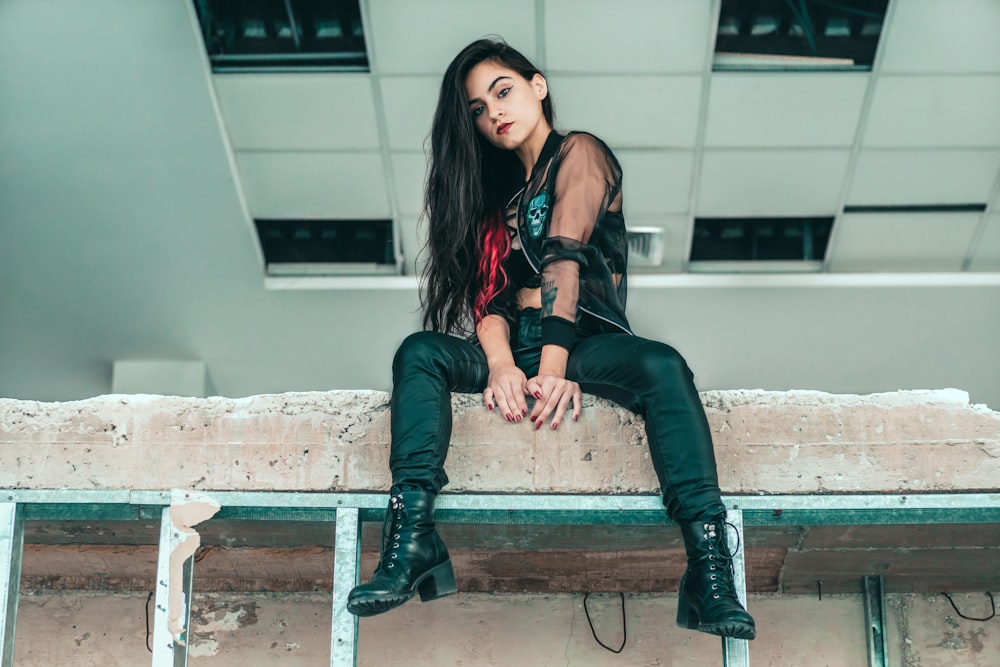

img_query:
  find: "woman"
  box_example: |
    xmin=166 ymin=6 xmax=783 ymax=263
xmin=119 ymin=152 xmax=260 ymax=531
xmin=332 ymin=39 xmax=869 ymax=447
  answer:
xmin=346 ymin=38 xmax=756 ymax=640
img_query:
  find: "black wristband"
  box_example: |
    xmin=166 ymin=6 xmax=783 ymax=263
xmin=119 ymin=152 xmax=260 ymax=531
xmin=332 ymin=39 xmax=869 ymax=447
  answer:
xmin=541 ymin=316 xmax=576 ymax=350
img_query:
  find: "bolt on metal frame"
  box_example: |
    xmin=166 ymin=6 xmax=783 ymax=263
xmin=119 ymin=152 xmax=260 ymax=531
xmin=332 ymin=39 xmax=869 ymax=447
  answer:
xmin=2 ymin=490 xmax=999 ymax=667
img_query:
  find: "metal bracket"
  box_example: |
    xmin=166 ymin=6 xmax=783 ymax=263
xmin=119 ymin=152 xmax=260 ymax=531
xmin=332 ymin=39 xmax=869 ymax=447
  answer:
xmin=863 ymin=574 xmax=889 ymax=667
xmin=330 ymin=508 xmax=361 ymax=667
xmin=1 ymin=503 xmax=24 ymax=667
xmin=152 ymin=507 xmax=194 ymax=667
xmin=722 ymin=508 xmax=751 ymax=667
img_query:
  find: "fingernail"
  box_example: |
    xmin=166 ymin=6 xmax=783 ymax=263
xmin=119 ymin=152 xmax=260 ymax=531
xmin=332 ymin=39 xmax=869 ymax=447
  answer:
xmin=522 ymin=408 xmax=528 ymax=416
xmin=573 ymin=415 xmax=578 ymax=422
xmin=551 ymin=422 xmax=558 ymax=430
xmin=488 ymin=404 xmax=493 ymax=410
xmin=534 ymin=392 xmax=542 ymax=399
xmin=535 ymin=421 xmax=542 ymax=431
xmin=530 ymin=415 xmax=536 ymax=422
xmin=515 ymin=415 xmax=522 ymax=422
xmin=505 ymin=414 xmax=512 ymax=422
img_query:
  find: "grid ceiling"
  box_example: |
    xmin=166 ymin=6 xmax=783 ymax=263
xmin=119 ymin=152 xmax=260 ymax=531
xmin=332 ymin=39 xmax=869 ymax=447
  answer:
xmin=211 ymin=0 xmax=1000 ymax=275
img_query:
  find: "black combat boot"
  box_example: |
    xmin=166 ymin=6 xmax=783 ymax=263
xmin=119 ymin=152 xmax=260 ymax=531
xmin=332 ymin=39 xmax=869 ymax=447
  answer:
xmin=346 ymin=488 xmax=456 ymax=617
xmin=676 ymin=513 xmax=756 ymax=639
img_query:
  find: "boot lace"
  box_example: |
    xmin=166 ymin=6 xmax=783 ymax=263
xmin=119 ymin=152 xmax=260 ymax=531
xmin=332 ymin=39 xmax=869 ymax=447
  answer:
xmin=704 ymin=518 xmax=741 ymax=601
xmin=375 ymin=492 xmax=405 ymax=573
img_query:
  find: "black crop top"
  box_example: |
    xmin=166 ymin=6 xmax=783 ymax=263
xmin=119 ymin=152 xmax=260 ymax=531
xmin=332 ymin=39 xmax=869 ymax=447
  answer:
xmin=504 ymin=243 xmax=539 ymax=291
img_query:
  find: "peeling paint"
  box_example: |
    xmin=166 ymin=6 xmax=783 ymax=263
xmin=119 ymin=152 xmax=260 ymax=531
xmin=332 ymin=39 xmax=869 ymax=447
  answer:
xmin=188 ymin=637 xmax=219 ymax=657
xmin=168 ymin=490 xmax=220 ymax=645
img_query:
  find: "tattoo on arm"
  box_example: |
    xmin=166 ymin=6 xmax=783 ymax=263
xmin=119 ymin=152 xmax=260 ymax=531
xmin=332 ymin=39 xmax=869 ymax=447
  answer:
xmin=541 ymin=279 xmax=557 ymax=317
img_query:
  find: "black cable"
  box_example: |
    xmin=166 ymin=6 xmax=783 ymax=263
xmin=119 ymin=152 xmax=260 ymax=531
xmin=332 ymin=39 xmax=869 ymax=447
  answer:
xmin=145 ymin=591 xmax=154 ymax=652
xmin=941 ymin=591 xmax=996 ymax=622
xmin=582 ymin=592 xmax=627 ymax=654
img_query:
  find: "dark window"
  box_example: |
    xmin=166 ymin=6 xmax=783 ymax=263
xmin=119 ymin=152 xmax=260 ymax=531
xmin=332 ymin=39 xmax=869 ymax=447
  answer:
xmin=255 ymin=219 xmax=396 ymax=275
xmin=193 ymin=0 xmax=368 ymax=72
xmin=691 ymin=217 xmax=834 ymax=261
xmin=714 ymin=0 xmax=889 ymax=71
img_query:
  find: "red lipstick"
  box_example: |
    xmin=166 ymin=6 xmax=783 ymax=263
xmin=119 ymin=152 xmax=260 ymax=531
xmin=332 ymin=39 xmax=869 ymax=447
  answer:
xmin=497 ymin=122 xmax=513 ymax=135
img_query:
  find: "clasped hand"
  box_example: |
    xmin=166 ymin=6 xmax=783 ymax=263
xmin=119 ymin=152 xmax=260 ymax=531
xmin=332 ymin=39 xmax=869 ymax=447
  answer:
xmin=483 ymin=366 xmax=581 ymax=430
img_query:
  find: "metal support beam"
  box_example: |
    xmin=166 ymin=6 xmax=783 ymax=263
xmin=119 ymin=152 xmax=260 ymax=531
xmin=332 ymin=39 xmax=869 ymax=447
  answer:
xmin=3 ymin=489 xmax=997 ymax=667
xmin=1 ymin=504 xmax=24 ymax=667
xmin=863 ymin=575 xmax=889 ymax=667
xmin=722 ymin=508 xmax=750 ymax=667
xmin=152 ymin=507 xmax=194 ymax=667
xmin=330 ymin=508 xmax=361 ymax=667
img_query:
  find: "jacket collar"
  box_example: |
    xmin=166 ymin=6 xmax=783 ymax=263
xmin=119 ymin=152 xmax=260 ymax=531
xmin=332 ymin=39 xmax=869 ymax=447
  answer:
xmin=528 ymin=130 xmax=565 ymax=182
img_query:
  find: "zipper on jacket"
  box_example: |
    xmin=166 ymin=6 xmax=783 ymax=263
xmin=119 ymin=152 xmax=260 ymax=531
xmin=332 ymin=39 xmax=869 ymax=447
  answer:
xmin=514 ymin=171 xmax=632 ymax=336
xmin=578 ymin=305 xmax=633 ymax=335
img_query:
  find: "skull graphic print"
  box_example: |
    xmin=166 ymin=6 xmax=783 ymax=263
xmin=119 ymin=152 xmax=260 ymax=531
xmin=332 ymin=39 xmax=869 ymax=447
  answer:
xmin=526 ymin=191 xmax=549 ymax=238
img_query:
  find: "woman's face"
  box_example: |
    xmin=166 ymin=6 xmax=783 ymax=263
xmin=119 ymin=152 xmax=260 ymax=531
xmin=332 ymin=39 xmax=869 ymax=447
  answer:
xmin=465 ymin=60 xmax=549 ymax=152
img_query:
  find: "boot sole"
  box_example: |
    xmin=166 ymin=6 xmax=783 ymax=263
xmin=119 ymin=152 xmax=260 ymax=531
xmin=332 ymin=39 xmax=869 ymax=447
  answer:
xmin=693 ymin=621 xmax=756 ymax=640
xmin=346 ymin=592 xmax=414 ymax=617
xmin=346 ymin=560 xmax=457 ymax=617
xmin=676 ymin=591 xmax=756 ymax=640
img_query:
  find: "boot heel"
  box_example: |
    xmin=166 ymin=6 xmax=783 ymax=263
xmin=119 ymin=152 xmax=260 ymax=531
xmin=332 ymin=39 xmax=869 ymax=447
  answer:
xmin=676 ymin=594 xmax=699 ymax=630
xmin=417 ymin=559 xmax=457 ymax=602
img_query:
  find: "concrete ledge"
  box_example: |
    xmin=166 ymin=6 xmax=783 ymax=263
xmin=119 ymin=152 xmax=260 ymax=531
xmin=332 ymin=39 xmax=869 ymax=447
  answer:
xmin=2 ymin=389 xmax=998 ymax=494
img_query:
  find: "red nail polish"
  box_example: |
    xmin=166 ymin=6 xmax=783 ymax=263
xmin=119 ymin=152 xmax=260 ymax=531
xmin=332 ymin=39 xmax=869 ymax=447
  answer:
xmin=488 ymin=404 xmax=493 ymax=410
xmin=534 ymin=392 xmax=542 ymax=399
xmin=552 ymin=422 xmax=558 ymax=430
xmin=573 ymin=415 xmax=578 ymax=422
xmin=506 ymin=413 xmax=512 ymax=421
xmin=535 ymin=421 xmax=541 ymax=430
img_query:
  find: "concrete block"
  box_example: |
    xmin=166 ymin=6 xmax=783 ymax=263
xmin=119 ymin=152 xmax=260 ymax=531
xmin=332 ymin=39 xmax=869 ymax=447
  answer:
xmin=1 ymin=388 xmax=998 ymax=494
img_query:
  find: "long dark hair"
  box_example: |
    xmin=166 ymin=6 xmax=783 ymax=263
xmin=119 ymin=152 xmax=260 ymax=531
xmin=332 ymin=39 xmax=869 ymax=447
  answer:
xmin=421 ymin=38 xmax=555 ymax=334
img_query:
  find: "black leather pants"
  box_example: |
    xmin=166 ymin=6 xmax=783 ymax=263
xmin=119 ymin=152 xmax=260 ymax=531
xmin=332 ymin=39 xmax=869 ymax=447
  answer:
xmin=388 ymin=313 xmax=725 ymax=522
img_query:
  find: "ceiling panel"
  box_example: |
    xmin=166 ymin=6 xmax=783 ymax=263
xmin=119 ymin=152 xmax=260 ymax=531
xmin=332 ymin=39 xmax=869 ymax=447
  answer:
xmin=626 ymin=214 xmax=691 ymax=273
xmin=704 ymin=74 xmax=867 ymax=148
xmin=390 ymin=151 xmax=429 ymax=217
xmin=379 ymin=76 xmax=439 ymax=150
xmin=235 ymin=151 xmax=389 ymax=218
xmin=366 ymin=0 xmax=536 ymax=74
xmin=548 ymin=76 xmax=702 ymax=148
xmin=848 ymin=150 xmax=1000 ymax=206
xmin=827 ymin=212 xmax=981 ymax=272
xmin=617 ymin=150 xmax=693 ymax=215
xmin=968 ymin=215 xmax=1000 ymax=271
xmin=697 ymin=150 xmax=851 ymax=216
xmin=880 ymin=0 xmax=1000 ymax=74
xmin=544 ymin=0 xmax=712 ymax=73
xmin=213 ymin=74 xmax=379 ymax=151
xmin=863 ymin=76 xmax=1000 ymax=148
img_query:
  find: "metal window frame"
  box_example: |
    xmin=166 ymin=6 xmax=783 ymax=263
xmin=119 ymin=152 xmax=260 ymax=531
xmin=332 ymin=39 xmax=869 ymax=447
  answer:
xmin=3 ymin=490 xmax=999 ymax=667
